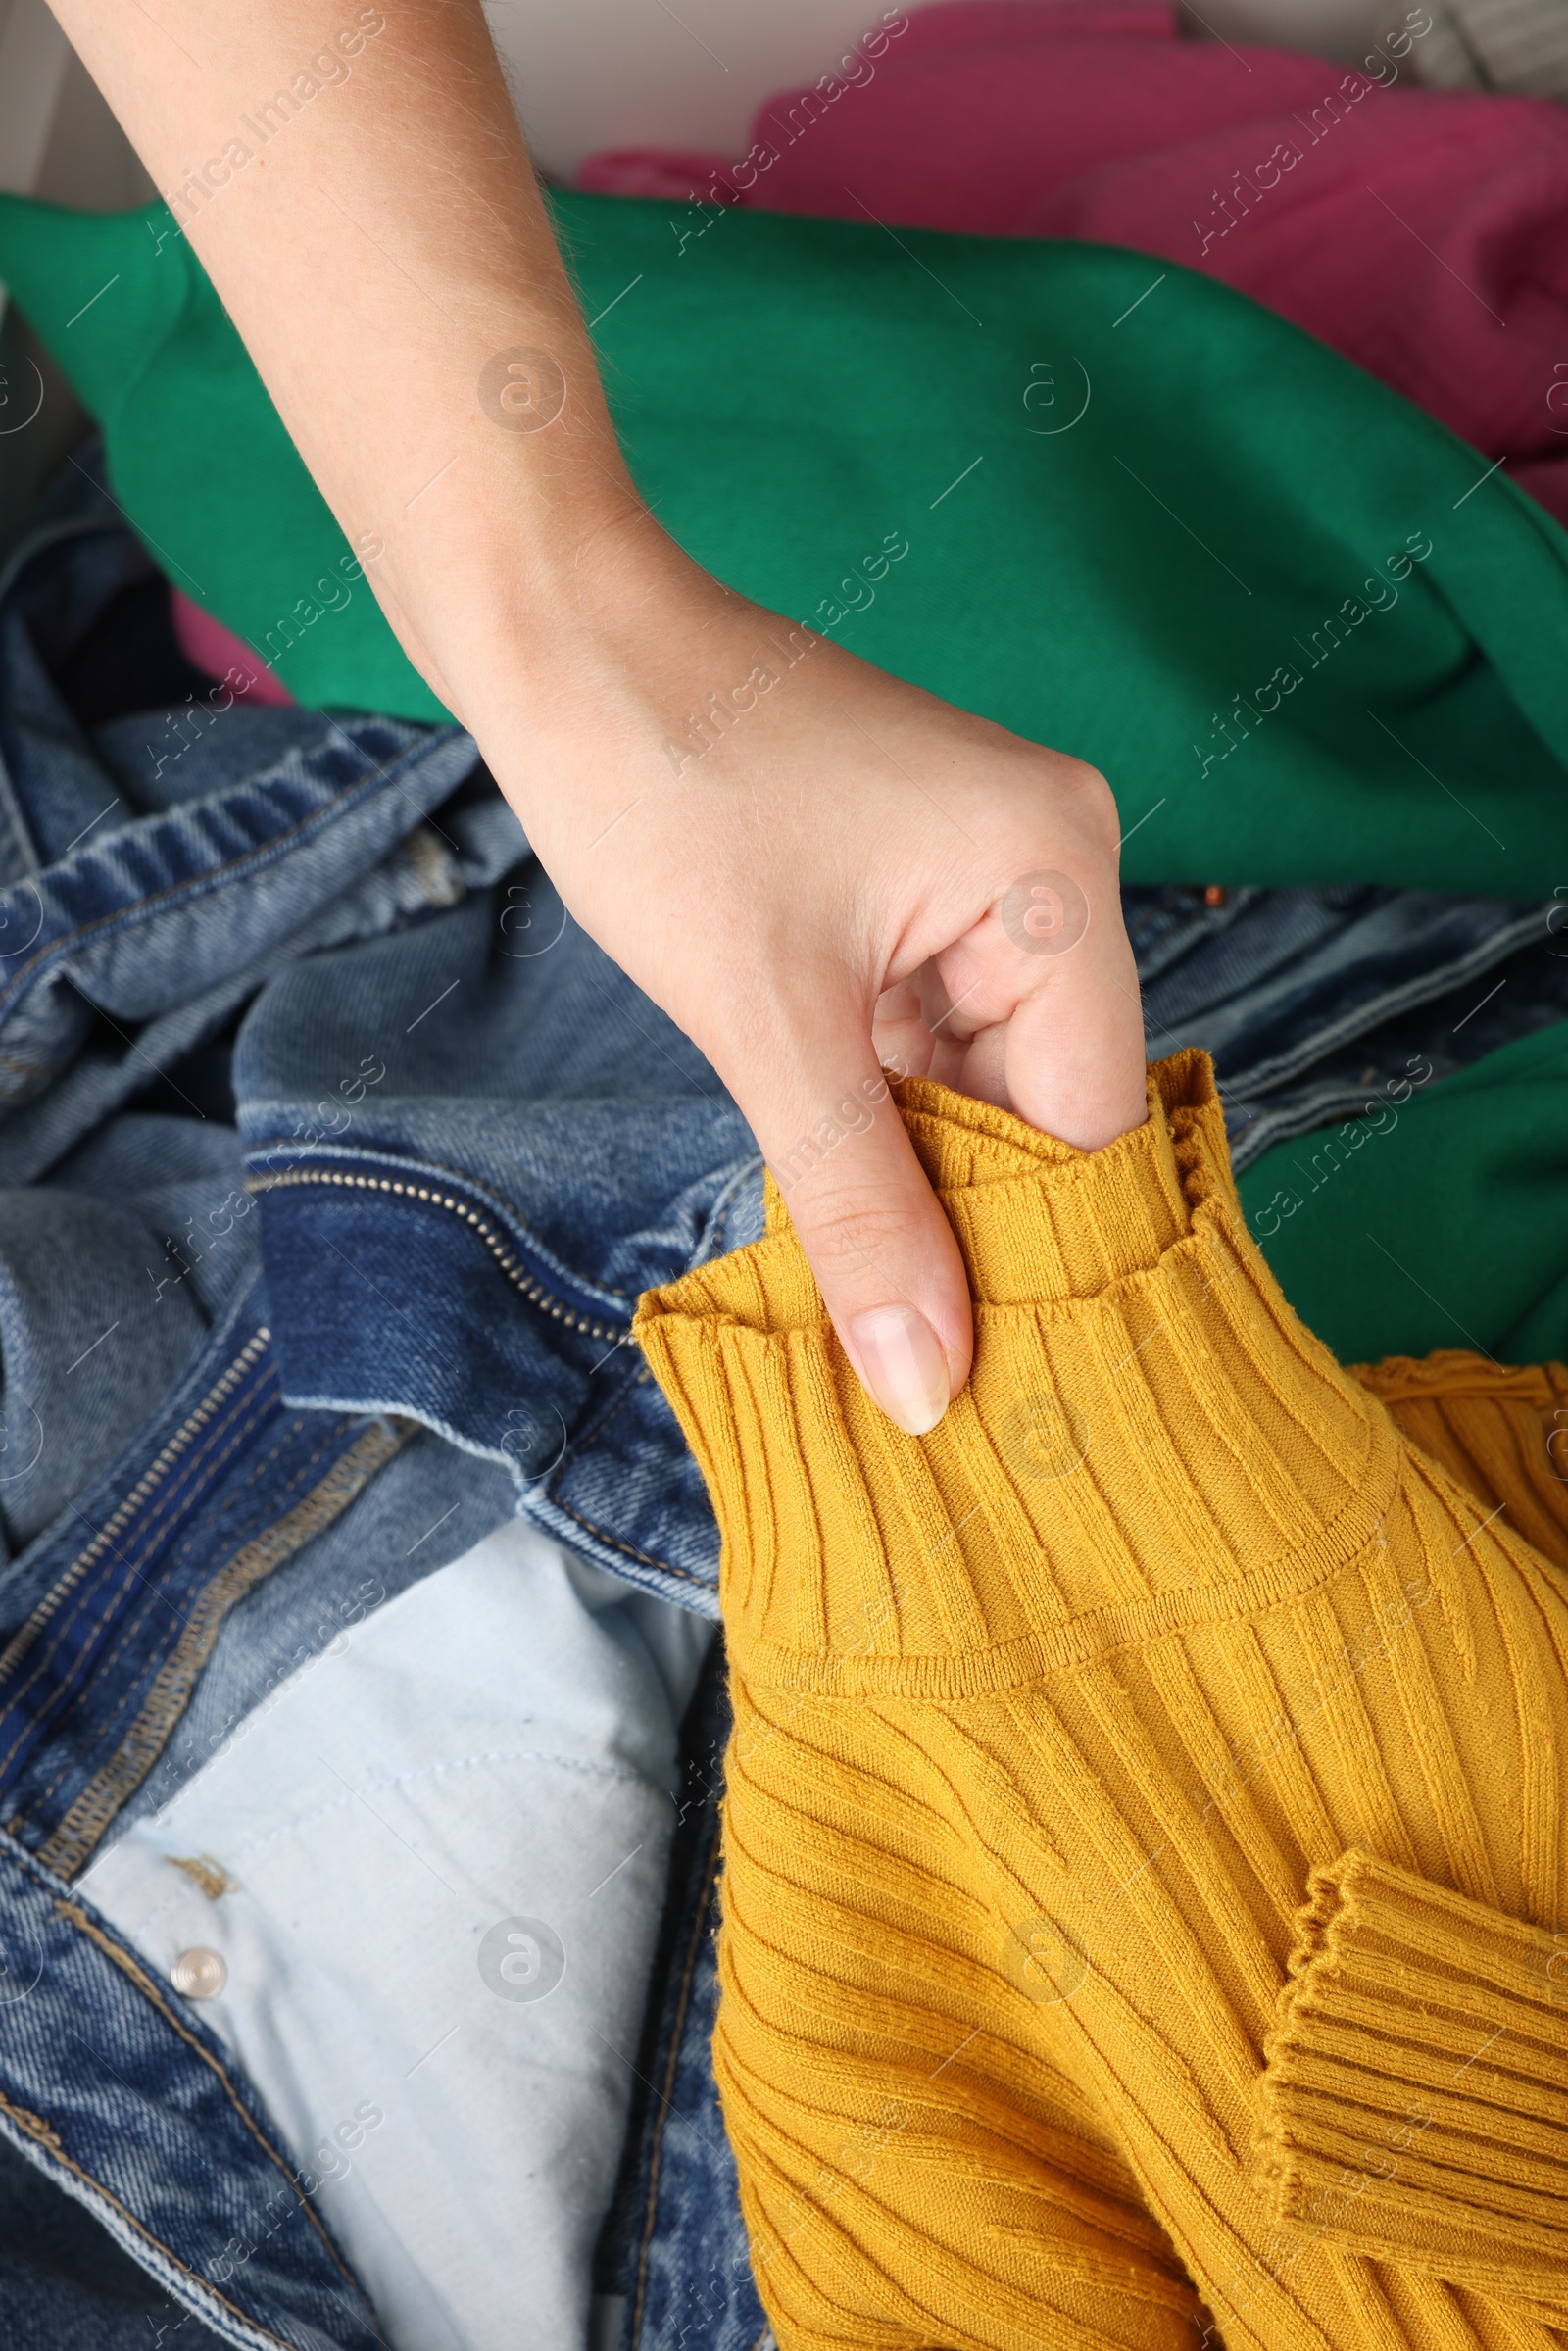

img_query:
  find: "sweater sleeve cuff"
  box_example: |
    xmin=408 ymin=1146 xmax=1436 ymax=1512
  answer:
xmin=635 ymin=1050 xmax=1399 ymax=1691
xmin=1258 ymin=1847 xmax=1568 ymax=2313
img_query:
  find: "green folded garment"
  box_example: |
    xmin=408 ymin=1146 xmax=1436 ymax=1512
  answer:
xmin=1238 ymin=1019 xmax=1568 ymax=1367
xmin=1 ymin=189 xmax=1565 ymax=1364
xmin=3 ymin=189 xmax=1567 ymax=901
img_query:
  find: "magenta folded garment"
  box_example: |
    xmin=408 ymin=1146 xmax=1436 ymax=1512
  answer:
xmin=579 ymin=0 xmax=1568 ymax=527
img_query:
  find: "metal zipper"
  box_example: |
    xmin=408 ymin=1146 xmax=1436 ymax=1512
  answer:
xmin=245 ymin=1166 xmax=632 ymax=1343
xmin=0 ymin=1327 xmax=272 ymax=1690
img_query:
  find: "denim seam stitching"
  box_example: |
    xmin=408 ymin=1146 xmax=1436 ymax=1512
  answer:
xmin=21 ymin=1408 xmax=332 ymax=1787
xmin=0 ymin=2086 xmax=298 ymax=2351
xmin=629 ymin=1818 xmax=724 ymax=2346
xmin=0 ymin=731 xmax=457 ymax=1019
xmin=549 ymin=1493 xmax=706 ymax=1589
xmin=0 ymin=1380 xmax=287 ymax=1792
xmin=1216 ymin=912 xmax=1547 ymax=1101
xmin=39 ymin=1420 xmax=409 ymax=1877
xmin=146 ymin=1409 xmax=323 ymax=1601
xmin=52 ymin=1406 xmax=339 ymax=1788
xmin=24 ymin=1394 xmax=299 ymax=1801
xmin=0 ymin=1329 xmax=270 ymax=1696
xmin=55 ymin=1897 xmax=369 ymax=2302
xmin=546 ymin=1375 xmax=709 ymax=1590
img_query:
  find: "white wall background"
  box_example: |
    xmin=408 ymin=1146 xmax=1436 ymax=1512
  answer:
xmin=0 ymin=0 xmax=1398 ymax=207
xmin=483 ymin=0 xmax=1392 ymax=178
xmin=0 ymin=0 xmax=1397 ymax=550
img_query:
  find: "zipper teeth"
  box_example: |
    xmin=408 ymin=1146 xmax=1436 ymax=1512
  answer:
xmin=0 ymin=1328 xmax=272 ymax=1690
xmin=245 ymin=1167 xmax=632 ymax=1342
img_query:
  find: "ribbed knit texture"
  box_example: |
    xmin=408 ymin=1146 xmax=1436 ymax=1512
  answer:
xmin=1260 ymin=1850 xmax=1568 ymax=2304
xmin=635 ymin=1051 xmax=1568 ymax=2351
xmin=1351 ymin=1353 xmax=1568 ymax=1578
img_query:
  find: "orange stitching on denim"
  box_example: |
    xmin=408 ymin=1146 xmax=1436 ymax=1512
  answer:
xmin=54 ymin=1899 xmax=365 ymax=2298
xmin=550 ymin=1487 xmax=708 ymax=1589
xmin=545 ymin=1382 xmax=710 ymax=1591
xmin=39 ymin=1422 xmax=408 ymax=1875
xmin=0 ymin=2082 xmax=296 ymax=2346
xmin=0 ymin=2088 xmax=64 ymax=2154
xmin=30 ymin=1409 xmax=358 ymax=1814
xmin=0 ymin=1329 xmax=272 ymax=1736
xmin=23 ymin=1387 xmax=291 ymax=1803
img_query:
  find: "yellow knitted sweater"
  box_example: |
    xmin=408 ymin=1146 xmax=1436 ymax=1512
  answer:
xmin=635 ymin=1051 xmax=1568 ymax=2351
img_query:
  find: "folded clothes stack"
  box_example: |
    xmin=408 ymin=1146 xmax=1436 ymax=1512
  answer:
xmin=579 ymin=0 xmax=1568 ymax=527
xmin=0 ymin=20 xmax=1565 ymax=2347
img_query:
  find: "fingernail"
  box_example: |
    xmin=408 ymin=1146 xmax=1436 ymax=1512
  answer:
xmin=848 ymin=1304 xmax=952 ymax=1436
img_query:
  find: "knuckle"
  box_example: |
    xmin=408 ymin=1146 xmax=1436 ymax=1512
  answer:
xmin=793 ymin=1192 xmax=921 ymax=1284
xmin=1063 ymin=760 xmax=1121 ymax=850
xmin=1004 ymin=751 xmax=1122 ymax=867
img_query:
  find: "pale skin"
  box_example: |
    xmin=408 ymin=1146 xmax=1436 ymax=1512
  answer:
xmin=48 ymin=0 xmax=1147 ymax=1434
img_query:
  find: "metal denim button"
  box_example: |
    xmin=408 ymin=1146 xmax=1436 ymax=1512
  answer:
xmin=172 ymin=1946 xmax=227 ymax=1999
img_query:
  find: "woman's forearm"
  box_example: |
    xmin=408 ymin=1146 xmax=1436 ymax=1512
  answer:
xmin=45 ymin=0 xmax=653 ymax=715
xmin=45 ymin=0 xmax=1152 ymax=1439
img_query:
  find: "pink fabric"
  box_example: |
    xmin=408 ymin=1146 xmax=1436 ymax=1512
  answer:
xmin=580 ymin=0 xmax=1568 ymax=525
xmin=171 ymin=590 xmax=295 ymax=706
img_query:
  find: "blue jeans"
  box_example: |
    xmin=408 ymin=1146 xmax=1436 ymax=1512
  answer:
xmin=0 ymin=456 xmax=1562 ymax=2350
xmin=1128 ymin=883 xmax=1568 ymax=1170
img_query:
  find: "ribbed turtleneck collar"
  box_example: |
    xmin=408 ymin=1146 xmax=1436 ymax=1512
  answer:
xmin=635 ymin=1051 xmax=1396 ymax=1697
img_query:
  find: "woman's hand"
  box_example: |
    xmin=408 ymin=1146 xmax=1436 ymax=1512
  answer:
xmin=47 ymin=0 xmax=1147 ymax=1432
xmin=416 ymin=517 xmax=1146 ymax=1433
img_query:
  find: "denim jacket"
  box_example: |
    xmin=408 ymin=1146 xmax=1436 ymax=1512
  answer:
xmin=0 ymin=461 xmax=1561 ymax=2351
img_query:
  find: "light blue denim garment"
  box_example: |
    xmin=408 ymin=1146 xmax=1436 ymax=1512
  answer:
xmin=0 ymin=465 xmax=760 ymax=2351
xmin=1 ymin=458 xmax=1566 ymax=2351
xmin=0 ymin=454 xmax=526 ymax=1569
xmin=234 ymin=883 xmax=764 ymax=1615
xmin=1126 ymin=883 xmax=1568 ymax=1170
xmin=0 ymin=465 xmax=535 ymax=2347
xmin=0 ymin=450 xmax=510 ymax=1194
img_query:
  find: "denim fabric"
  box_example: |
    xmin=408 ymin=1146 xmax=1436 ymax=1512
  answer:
xmin=0 ymin=2129 xmax=227 ymax=2350
xmin=117 ymin=1424 xmax=516 ymax=1842
xmin=82 ymin=1518 xmax=715 ymax=2351
xmin=1127 ymin=883 xmax=1568 ymax=1170
xmin=596 ymin=1641 xmax=771 ymax=2351
xmin=0 ymin=1818 xmax=383 ymax=2351
xmin=0 ymin=465 xmax=524 ymax=1554
xmin=0 ymin=465 xmax=761 ymax=2346
xmin=234 ymin=887 xmax=761 ymax=1614
xmin=0 ymin=451 xmax=512 ymax=1193
xmin=0 ymin=1275 xmax=529 ymax=2349
xmin=0 ymin=456 xmax=1565 ymax=2349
